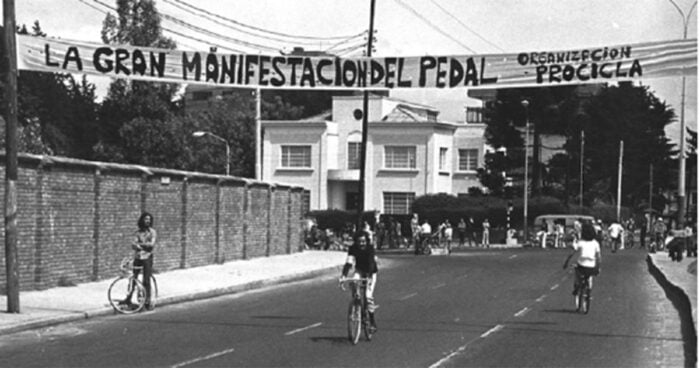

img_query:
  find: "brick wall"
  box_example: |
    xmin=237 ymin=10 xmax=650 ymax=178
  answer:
xmin=0 ymin=154 xmax=309 ymax=293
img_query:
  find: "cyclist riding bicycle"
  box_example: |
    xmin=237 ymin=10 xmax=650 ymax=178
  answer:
xmin=564 ymin=221 xmax=601 ymax=297
xmin=339 ymin=230 xmax=378 ymax=332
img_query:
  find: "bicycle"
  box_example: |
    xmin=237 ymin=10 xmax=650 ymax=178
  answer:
xmin=107 ymin=257 xmax=158 ymax=314
xmin=573 ymin=267 xmax=593 ymax=314
xmin=339 ymin=277 xmax=374 ymax=344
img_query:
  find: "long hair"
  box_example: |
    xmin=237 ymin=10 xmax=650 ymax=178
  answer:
xmin=353 ymin=230 xmax=372 ymax=247
xmin=580 ymin=221 xmax=596 ymax=241
xmin=137 ymin=212 xmax=154 ymax=231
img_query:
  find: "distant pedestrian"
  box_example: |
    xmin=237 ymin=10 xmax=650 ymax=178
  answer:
xmin=457 ymin=218 xmax=467 ymax=247
xmin=652 ymin=217 xmax=667 ymax=252
xmin=608 ymin=221 xmax=624 ymax=252
xmin=410 ymin=213 xmax=420 ymax=247
xmin=443 ymin=220 xmax=453 ymax=253
xmin=482 ymin=218 xmax=490 ymax=248
xmin=467 ymin=217 xmax=477 ymax=247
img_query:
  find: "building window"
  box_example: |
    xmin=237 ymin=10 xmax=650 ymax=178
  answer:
xmin=348 ymin=142 xmax=361 ymax=170
xmin=346 ymin=192 xmax=359 ymax=211
xmin=281 ymin=145 xmax=311 ymax=168
xmin=385 ymin=146 xmax=416 ymax=169
xmin=466 ymin=107 xmax=485 ymax=124
xmin=458 ymin=149 xmax=478 ymax=171
xmin=439 ymin=147 xmax=448 ymax=171
xmin=383 ymin=192 xmax=415 ymax=215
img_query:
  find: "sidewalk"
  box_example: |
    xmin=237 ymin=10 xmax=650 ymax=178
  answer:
xmin=647 ymin=251 xmax=697 ymax=330
xmin=0 ymin=250 xmax=346 ymax=335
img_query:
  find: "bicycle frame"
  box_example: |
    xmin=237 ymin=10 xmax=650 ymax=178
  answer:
xmin=339 ymin=277 xmax=373 ymax=344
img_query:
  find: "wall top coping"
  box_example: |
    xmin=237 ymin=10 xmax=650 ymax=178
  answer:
xmin=2 ymin=152 xmax=305 ymax=192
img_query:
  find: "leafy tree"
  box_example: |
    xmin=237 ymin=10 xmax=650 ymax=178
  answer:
xmin=0 ymin=22 xmax=99 ymax=158
xmin=556 ymin=83 xmax=676 ymax=207
xmin=95 ymin=0 xmax=180 ymax=163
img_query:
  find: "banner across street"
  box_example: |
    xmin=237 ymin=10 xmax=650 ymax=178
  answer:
xmin=17 ymin=34 xmax=697 ymax=90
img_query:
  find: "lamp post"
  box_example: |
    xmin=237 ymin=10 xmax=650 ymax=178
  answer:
xmin=522 ymin=99 xmax=530 ymax=244
xmin=667 ymin=0 xmax=697 ymax=226
xmin=193 ymin=131 xmax=230 ymax=176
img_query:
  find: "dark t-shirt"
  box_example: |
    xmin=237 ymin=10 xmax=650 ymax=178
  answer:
xmin=348 ymin=244 xmax=378 ymax=274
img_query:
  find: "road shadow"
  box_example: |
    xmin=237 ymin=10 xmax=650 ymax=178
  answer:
xmin=543 ymin=308 xmax=580 ymax=314
xmin=309 ymin=336 xmax=351 ymax=346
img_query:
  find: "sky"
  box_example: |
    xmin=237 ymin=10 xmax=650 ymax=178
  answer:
xmin=6 ymin=0 xmax=699 ymax=146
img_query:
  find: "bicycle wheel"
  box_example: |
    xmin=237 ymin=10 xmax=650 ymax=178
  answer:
xmin=108 ymin=276 xmax=146 ymax=314
xmin=149 ymin=275 xmax=158 ymax=309
xmin=363 ymin=308 xmax=374 ymax=341
xmin=347 ymin=300 xmax=362 ymax=345
xmin=581 ymin=286 xmax=591 ymax=314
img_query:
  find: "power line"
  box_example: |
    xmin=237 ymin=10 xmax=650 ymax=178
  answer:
xmin=161 ymin=0 xmax=363 ymax=47
xmin=391 ymin=0 xmax=476 ymax=53
xmin=168 ymin=0 xmax=361 ymax=41
xmin=427 ymin=0 xmax=505 ymax=52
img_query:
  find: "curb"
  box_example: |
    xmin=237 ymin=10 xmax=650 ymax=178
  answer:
xmin=647 ymin=254 xmax=697 ymax=366
xmin=0 ymin=266 xmax=340 ymax=336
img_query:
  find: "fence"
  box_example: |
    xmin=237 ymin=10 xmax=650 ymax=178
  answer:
xmin=0 ymin=153 xmax=308 ymax=293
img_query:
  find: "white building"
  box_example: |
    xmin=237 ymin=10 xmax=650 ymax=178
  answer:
xmin=262 ymin=94 xmax=487 ymax=215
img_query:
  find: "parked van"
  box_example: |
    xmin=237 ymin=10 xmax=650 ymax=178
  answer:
xmin=534 ymin=214 xmax=595 ymax=229
xmin=533 ymin=214 xmax=596 ymax=248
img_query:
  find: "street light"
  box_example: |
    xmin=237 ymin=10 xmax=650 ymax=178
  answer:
xmin=521 ymin=99 xmax=530 ymax=244
xmin=192 ymin=131 xmax=230 ymax=176
xmin=667 ymin=0 xmax=697 ymax=226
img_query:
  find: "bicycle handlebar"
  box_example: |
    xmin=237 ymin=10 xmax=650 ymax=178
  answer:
xmin=338 ymin=277 xmax=371 ymax=291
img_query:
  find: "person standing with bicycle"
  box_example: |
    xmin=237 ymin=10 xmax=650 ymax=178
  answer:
xmin=564 ymin=221 xmax=601 ymax=298
xmin=123 ymin=212 xmax=157 ymax=311
xmin=339 ymin=230 xmax=378 ymax=332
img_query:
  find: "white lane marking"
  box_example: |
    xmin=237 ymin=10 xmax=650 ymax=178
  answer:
xmin=285 ymin=322 xmax=322 ymax=336
xmin=514 ymin=307 xmax=530 ymax=317
xmin=399 ymin=292 xmax=418 ymax=300
xmin=536 ymin=295 xmax=547 ymax=302
xmin=431 ymin=283 xmax=447 ymax=289
xmin=429 ymin=324 xmax=505 ymax=368
xmin=480 ymin=324 xmax=504 ymax=338
xmin=508 ymin=255 xmax=518 ymax=259
xmin=550 ymin=284 xmax=560 ymax=291
xmin=170 ymin=348 xmax=236 ymax=368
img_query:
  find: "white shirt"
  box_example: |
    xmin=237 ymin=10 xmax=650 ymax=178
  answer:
xmin=608 ymin=223 xmax=624 ymax=239
xmin=573 ymin=239 xmax=600 ymax=268
xmin=421 ymin=223 xmax=432 ymax=234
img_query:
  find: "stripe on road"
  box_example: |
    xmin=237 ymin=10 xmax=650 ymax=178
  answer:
xmin=514 ymin=307 xmax=530 ymax=317
xmin=399 ymin=292 xmax=418 ymax=300
xmin=431 ymin=283 xmax=447 ymax=289
xmin=536 ymin=295 xmax=547 ymax=302
xmin=509 ymin=255 xmax=518 ymax=259
xmin=285 ymin=322 xmax=322 ymax=336
xmin=480 ymin=324 xmax=504 ymax=338
xmin=170 ymin=348 xmax=236 ymax=368
xmin=550 ymin=284 xmax=559 ymax=291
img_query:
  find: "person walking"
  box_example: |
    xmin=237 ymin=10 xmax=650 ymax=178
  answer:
xmin=608 ymin=221 xmax=624 ymax=252
xmin=481 ymin=218 xmax=490 ymax=248
xmin=467 ymin=217 xmax=477 ymax=247
xmin=457 ymin=218 xmax=467 ymax=247
xmin=121 ymin=212 xmax=157 ymax=311
xmin=410 ymin=213 xmax=420 ymax=248
xmin=443 ymin=220 xmax=453 ymax=253
xmin=652 ymin=217 xmax=667 ymax=253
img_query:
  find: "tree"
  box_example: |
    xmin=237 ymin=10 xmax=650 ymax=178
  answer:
xmin=1 ymin=22 xmax=99 ymax=158
xmin=95 ymin=0 xmax=180 ymax=163
xmin=558 ymin=83 xmax=676 ymax=207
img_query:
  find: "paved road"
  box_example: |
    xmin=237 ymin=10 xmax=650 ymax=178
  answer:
xmin=0 ymin=248 xmax=689 ymax=367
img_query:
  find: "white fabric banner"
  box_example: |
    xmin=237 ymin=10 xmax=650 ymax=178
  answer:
xmin=17 ymin=34 xmax=697 ymax=89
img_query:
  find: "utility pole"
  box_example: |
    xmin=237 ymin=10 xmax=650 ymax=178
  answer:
xmin=617 ymin=140 xmax=624 ymax=222
xmin=357 ymin=0 xmax=376 ymax=230
xmin=3 ymin=0 xmax=20 ymax=313
xmin=667 ymin=0 xmax=697 ymax=227
xmin=579 ymin=130 xmax=584 ymax=207
xmin=255 ymin=88 xmax=262 ymax=180
xmin=521 ymin=100 xmax=530 ymax=244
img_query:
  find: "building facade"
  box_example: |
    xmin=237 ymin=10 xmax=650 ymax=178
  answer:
xmin=262 ymin=94 xmax=487 ymax=215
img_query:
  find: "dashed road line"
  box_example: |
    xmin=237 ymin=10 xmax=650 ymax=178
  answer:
xmin=170 ymin=348 xmax=236 ymax=368
xmin=550 ymin=284 xmax=560 ymax=291
xmin=508 ymin=255 xmax=518 ymax=259
xmin=399 ymin=292 xmax=418 ymax=300
xmin=514 ymin=307 xmax=530 ymax=317
xmin=431 ymin=283 xmax=447 ymax=289
xmin=536 ymin=295 xmax=547 ymax=303
xmin=284 ymin=322 xmax=322 ymax=336
xmin=480 ymin=324 xmax=504 ymax=338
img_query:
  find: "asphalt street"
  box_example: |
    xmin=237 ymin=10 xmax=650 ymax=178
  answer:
xmin=0 ymin=247 xmax=690 ymax=367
